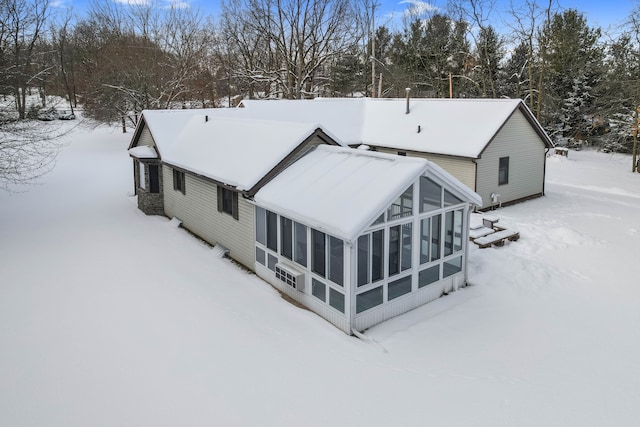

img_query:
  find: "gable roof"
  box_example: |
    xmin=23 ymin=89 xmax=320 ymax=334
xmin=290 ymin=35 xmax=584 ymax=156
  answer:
xmin=254 ymin=145 xmax=482 ymax=241
xmin=132 ymin=110 xmax=340 ymax=192
xmin=240 ymin=98 xmax=553 ymax=158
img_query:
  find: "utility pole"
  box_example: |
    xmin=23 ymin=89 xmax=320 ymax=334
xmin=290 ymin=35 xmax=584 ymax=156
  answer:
xmin=371 ymin=2 xmax=376 ymax=98
xmin=633 ymin=107 xmax=639 ymax=172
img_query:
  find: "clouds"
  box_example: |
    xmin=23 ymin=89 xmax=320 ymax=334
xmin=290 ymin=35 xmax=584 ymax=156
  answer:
xmin=398 ymin=0 xmax=439 ymax=17
xmin=112 ymin=0 xmax=190 ymax=8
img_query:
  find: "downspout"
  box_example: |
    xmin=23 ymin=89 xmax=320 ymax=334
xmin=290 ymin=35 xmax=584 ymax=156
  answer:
xmin=542 ymin=147 xmax=550 ymax=195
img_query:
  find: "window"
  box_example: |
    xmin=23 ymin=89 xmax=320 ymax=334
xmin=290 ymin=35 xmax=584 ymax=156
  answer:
xmin=266 ymin=211 xmax=278 ymax=251
xmin=267 ymin=254 xmax=278 ymax=271
xmin=217 ymin=186 xmax=238 ymax=220
xmin=389 ymin=223 xmax=412 ymax=277
xmin=173 ymin=169 xmax=185 ymax=194
xmin=294 ymin=222 xmax=307 ymax=267
xmin=138 ymin=162 xmax=146 ymax=190
xmin=388 ymin=275 xmax=412 ymax=300
xmin=329 ymin=288 xmax=345 ymax=313
xmin=328 ymin=236 xmax=344 ymax=286
xmin=256 ymin=247 xmax=266 ymax=266
xmin=431 ymin=214 xmax=441 ymax=262
xmin=358 ymin=230 xmax=385 ymax=287
xmin=420 ymin=177 xmax=441 ymax=212
xmin=312 ymin=229 xmax=326 ymax=277
xmin=443 ymin=256 xmax=463 ymax=278
xmin=419 ymin=265 xmax=440 ymax=288
xmin=312 ymin=279 xmax=326 ymax=302
xmin=255 ymin=207 xmax=266 ymax=245
xmin=356 ymin=286 xmax=383 ymax=313
xmin=357 ymin=235 xmax=369 ymax=287
xmin=281 ymin=217 xmax=293 ymax=260
xmin=499 ymin=157 xmax=509 ymax=185
xmin=148 ymin=164 xmax=159 ymax=194
xmin=371 ymin=230 xmax=384 ymax=283
xmin=388 ymin=185 xmax=413 ymax=220
xmin=444 ymin=189 xmax=462 ymax=207
xmin=420 ymin=217 xmax=430 ymax=264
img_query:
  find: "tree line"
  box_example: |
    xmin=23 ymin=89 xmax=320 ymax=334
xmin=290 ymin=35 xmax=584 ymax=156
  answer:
xmin=2 ymin=0 xmax=640 ymax=157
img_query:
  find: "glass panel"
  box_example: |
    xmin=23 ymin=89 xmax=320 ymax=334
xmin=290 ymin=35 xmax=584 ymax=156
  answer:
xmin=311 ymin=229 xmax=326 ymax=277
xmin=312 ymin=279 xmax=326 ymax=302
xmin=443 ymin=256 xmax=463 ymax=278
xmin=388 ymin=225 xmax=400 ymax=277
xmin=420 ymin=217 xmax=430 ymax=264
xmin=453 ymin=210 xmax=463 ymax=252
xmin=139 ymin=162 xmax=145 ymax=189
xmin=329 ymin=288 xmax=345 ymax=313
xmin=280 ymin=217 xmax=293 ymax=260
xmin=222 ymin=188 xmax=233 ymax=214
xmin=255 ymin=207 xmax=266 ymax=245
xmin=431 ymin=214 xmax=441 ymax=262
xmin=499 ymin=157 xmax=509 ymax=185
xmin=444 ymin=210 xmax=454 ymax=257
xmin=444 ymin=189 xmax=463 ymax=207
xmin=371 ymin=230 xmax=384 ymax=282
xmin=256 ymin=247 xmax=265 ymax=265
xmin=419 ymin=265 xmax=440 ymax=287
xmin=401 ymin=223 xmax=412 ymax=271
xmin=388 ymin=185 xmax=413 ymax=220
xmin=267 ymin=254 xmax=278 ymax=271
xmin=266 ymin=211 xmax=278 ymax=251
xmin=294 ymin=222 xmax=307 ymax=267
xmin=149 ymin=165 xmax=159 ymax=193
xmin=329 ymin=236 xmax=343 ymax=286
xmin=420 ymin=176 xmax=441 ymax=212
xmin=357 ymin=235 xmax=370 ymax=287
xmin=388 ymin=275 xmax=412 ymax=300
xmin=356 ymin=287 xmax=383 ymax=314
xmin=371 ymin=213 xmax=385 ymax=226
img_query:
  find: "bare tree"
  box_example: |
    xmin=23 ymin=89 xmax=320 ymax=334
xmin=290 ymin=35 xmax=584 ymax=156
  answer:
xmin=1 ymin=0 xmax=51 ymax=119
xmin=221 ymin=0 xmax=359 ymax=99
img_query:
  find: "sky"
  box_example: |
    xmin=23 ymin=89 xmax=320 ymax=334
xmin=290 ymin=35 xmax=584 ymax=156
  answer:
xmin=59 ymin=0 xmax=638 ymax=34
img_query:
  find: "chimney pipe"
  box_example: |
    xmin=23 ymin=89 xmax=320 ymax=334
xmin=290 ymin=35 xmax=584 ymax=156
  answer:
xmin=405 ymin=88 xmax=411 ymax=114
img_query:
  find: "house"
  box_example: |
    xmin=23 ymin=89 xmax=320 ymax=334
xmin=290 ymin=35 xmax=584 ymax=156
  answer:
xmin=128 ymin=109 xmax=482 ymax=333
xmin=128 ymin=110 xmax=339 ymax=269
xmin=238 ymin=98 xmax=554 ymax=208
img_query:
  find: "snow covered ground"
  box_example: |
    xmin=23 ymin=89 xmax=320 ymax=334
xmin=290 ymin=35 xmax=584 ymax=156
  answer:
xmin=1 ymin=122 xmax=639 ymax=426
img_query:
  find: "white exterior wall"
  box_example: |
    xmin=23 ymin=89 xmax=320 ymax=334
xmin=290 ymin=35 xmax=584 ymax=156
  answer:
xmin=254 ymin=174 xmax=471 ymax=334
xmin=476 ymin=109 xmax=547 ymax=207
xmin=350 ymin=181 xmax=470 ymax=332
xmin=374 ymin=147 xmax=476 ymax=192
xmin=162 ymin=165 xmax=255 ymax=269
xmin=137 ymin=126 xmax=155 ymax=147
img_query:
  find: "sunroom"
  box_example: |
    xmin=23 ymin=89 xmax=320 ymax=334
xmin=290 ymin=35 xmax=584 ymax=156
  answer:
xmin=253 ymin=146 xmax=482 ymax=334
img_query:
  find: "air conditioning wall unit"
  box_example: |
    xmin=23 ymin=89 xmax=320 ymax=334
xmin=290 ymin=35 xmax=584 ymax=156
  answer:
xmin=275 ymin=263 xmax=305 ymax=291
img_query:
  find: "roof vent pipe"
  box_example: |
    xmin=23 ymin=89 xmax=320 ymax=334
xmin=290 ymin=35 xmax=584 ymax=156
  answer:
xmin=405 ymin=88 xmax=411 ymax=114
xmin=205 ymin=115 xmax=209 ymax=122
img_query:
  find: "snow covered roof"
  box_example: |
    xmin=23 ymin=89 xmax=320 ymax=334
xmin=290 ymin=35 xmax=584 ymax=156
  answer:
xmin=128 ymin=145 xmax=158 ymax=159
xmin=158 ymin=115 xmax=332 ymax=191
xmin=254 ymin=145 xmax=481 ymax=241
xmin=240 ymin=98 xmax=551 ymax=158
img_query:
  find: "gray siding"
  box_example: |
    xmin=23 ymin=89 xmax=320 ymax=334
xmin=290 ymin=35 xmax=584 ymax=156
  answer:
xmin=374 ymin=147 xmax=476 ymax=192
xmin=476 ymin=109 xmax=547 ymax=207
xmin=163 ymin=165 xmax=255 ymax=269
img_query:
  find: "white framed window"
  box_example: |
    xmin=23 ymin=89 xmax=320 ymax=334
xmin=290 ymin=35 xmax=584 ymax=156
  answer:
xmin=138 ymin=162 xmax=146 ymax=190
